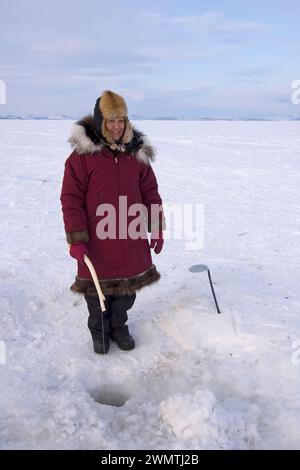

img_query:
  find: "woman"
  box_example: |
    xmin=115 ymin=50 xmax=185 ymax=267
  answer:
xmin=60 ymin=90 xmax=165 ymax=354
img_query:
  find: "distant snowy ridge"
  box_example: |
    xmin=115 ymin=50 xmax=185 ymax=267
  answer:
xmin=1 ymin=114 xmax=300 ymax=121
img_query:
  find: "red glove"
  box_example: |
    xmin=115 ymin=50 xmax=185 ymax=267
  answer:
xmin=150 ymin=231 xmax=164 ymax=254
xmin=69 ymin=243 xmax=88 ymax=263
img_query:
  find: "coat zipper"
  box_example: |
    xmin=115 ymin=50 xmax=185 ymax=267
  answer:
xmin=114 ymin=155 xmax=126 ymax=266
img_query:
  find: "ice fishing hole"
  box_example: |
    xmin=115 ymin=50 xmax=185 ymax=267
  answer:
xmin=91 ymin=384 xmax=130 ymax=407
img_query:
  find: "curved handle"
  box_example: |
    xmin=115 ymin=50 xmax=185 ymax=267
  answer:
xmin=83 ymin=254 xmax=106 ymax=312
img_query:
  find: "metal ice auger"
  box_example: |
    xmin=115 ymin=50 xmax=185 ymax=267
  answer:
xmin=188 ymin=264 xmax=221 ymax=314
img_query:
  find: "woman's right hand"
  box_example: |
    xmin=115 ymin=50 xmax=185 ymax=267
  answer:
xmin=69 ymin=243 xmax=88 ymax=263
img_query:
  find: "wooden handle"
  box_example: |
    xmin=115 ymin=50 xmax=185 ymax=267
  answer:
xmin=83 ymin=254 xmax=106 ymax=312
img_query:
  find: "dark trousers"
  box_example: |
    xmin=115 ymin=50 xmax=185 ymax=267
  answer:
xmin=84 ymin=293 xmax=136 ymax=342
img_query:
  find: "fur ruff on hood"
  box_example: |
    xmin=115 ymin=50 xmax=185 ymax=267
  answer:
xmin=68 ymin=115 xmax=156 ymax=166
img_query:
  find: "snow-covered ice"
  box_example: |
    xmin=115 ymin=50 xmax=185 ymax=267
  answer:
xmin=0 ymin=119 xmax=300 ymax=449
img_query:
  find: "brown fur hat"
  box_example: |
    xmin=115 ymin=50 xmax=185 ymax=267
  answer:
xmin=94 ymin=90 xmax=133 ymax=145
xmin=100 ymin=90 xmax=128 ymax=119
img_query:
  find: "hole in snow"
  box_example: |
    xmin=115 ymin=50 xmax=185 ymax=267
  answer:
xmin=91 ymin=384 xmax=130 ymax=407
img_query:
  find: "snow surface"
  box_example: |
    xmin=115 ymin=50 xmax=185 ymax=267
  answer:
xmin=0 ymin=119 xmax=300 ymax=450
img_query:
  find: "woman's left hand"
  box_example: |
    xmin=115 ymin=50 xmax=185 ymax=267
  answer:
xmin=150 ymin=231 xmax=164 ymax=254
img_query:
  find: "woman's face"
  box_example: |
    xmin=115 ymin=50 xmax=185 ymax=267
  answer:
xmin=105 ymin=117 xmax=126 ymax=141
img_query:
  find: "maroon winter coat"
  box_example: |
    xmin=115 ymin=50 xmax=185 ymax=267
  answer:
xmin=60 ymin=115 xmax=165 ymax=296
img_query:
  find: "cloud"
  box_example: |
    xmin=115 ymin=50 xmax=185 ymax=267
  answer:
xmin=125 ymin=83 xmax=297 ymax=119
xmin=30 ymin=38 xmax=90 ymax=53
xmin=234 ymin=67 xmax=276 ymax=77
xmin=0 ymin=2 xmax=292 ymax=117
xmin=1 ymin=9 xmax=270 ymax=80
xmin=140 ymin=11 xmax=269 ymax=38
xmin=165 ymin=12 xmax=268 ymax=36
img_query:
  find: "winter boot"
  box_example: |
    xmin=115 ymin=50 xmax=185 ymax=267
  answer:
xmin=93 ymin=337 xmax=109 ymax=354
xmin=84 ymin=294 xmax=111 ymax=354
xmin=109 ymin=293 xmax=136 ymax=351
xmin=110 ymin=325 xmax=135 ymax=351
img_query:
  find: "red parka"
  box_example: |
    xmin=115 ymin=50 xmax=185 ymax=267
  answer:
xmin=60 ymin=115 xmax=165 ymax=296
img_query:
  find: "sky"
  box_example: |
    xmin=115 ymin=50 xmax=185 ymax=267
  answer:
xmin=1 ymin=0 xmax=300 ymax=118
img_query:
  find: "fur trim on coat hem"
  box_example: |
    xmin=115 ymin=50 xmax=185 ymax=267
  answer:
xmin=70 ymin=264 xmax=161 ymax=296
